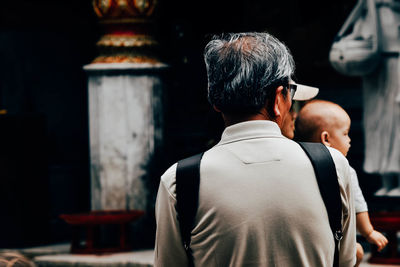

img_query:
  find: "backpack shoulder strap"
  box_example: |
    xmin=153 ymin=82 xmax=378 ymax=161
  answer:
xmin=176 ymin=152 xmax=204 ymax=267
xmin=297 ymin=142 xmax=343 ymax=267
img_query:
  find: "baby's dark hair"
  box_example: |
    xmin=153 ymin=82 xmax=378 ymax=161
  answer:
xmin=294 ymin=99 xmax=344 ymax=142
xmin=294 ymin=112 xmax=321 ymax=142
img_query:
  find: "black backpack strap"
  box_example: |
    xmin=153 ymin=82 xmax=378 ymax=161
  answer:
xmin=176 ymin=152 xmax=204 ymax=267
xmin=297 ymin=142 xmax=343 ymax=267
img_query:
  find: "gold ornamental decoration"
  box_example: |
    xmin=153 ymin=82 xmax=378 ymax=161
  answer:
xmin=92 ymin=0 xmax=160 ymax=63
xmin=93 ymin=0 xmax=156 ymax=20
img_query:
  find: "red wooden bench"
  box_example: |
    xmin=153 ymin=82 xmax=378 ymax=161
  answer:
xmin=60 ymin=210 xmax=144 ymax=254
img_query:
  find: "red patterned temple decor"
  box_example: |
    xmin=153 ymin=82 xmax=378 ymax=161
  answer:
xmin=92 ymin=0 xmax=159 ymax=63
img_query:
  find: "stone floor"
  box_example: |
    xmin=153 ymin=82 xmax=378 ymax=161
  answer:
xmin=34 ymin=249 xmax=154 ymax=267
xmin=34 ymin=251 xmax=399 ymax=267
xmin=2 ymin=243 xmax=400 ymax=267
xmin=0 ymin=244 xmax=154 ymax=267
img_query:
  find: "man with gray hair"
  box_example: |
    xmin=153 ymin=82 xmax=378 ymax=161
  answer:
xmin=154 ymin=32 xmax=356 ymax=267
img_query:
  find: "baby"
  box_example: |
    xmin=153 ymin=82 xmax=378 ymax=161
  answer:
xmin=294 ymin=99 xmax=388 ymax=266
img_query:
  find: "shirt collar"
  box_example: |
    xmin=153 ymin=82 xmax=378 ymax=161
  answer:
xmin=217 ymin=120 xmax=284 ymax=146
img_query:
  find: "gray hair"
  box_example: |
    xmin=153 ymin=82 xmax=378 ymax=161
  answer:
xmin=204 ymin=32 xmax=295 ymax=115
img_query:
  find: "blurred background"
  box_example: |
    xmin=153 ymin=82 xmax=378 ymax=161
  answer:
xmin=0 ymin=0 xmax=384 ymax=249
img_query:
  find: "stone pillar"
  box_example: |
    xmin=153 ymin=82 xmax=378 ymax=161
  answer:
xmin=84 ymin=63 xmax=166 ymax=212
xmin=84 ymin=0 xmax=167 ymax=247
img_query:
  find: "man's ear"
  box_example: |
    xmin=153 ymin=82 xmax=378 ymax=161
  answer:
xmin=321 ymin=131 xmax=331 ymax=146
xmin=273 ymin=86 xmax=284 ymax=117
xmin=213 ymin=105 xmax=221 ymax=113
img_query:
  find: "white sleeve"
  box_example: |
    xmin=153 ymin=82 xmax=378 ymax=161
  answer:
xmin=328 ymin=147 xmax=357 ymax=267
xmin=154 ymin=164 xmax=189 ymax=267
xmin=349 ymin=166 xmax=368 ymax=213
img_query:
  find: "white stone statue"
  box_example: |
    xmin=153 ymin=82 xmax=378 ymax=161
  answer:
xmin=330 ymin=0 xmax=400 ymax=196
xmin=362 ymin=0 xmax=400 ymax=196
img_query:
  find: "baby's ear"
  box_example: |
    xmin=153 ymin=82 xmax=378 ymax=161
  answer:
xmin=320 ymin=131 xmax=330 ymax=146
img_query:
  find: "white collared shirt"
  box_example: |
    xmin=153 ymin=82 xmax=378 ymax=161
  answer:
xmin=155 ymin=120 xmax=356 ymax=267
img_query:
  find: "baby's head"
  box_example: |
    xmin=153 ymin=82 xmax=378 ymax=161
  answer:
xmin=295 ymin=99 xmax=351 ymax=156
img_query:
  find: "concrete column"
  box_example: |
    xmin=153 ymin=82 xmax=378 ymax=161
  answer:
xmin=84 ymin=0 xmax=165 ymax=248
xmin=84 ymin=63 xmax=166 ymax=212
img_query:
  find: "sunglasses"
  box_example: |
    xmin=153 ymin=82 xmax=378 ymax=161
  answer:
xmin=285 ymin=83 xmax=297 ymax=100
